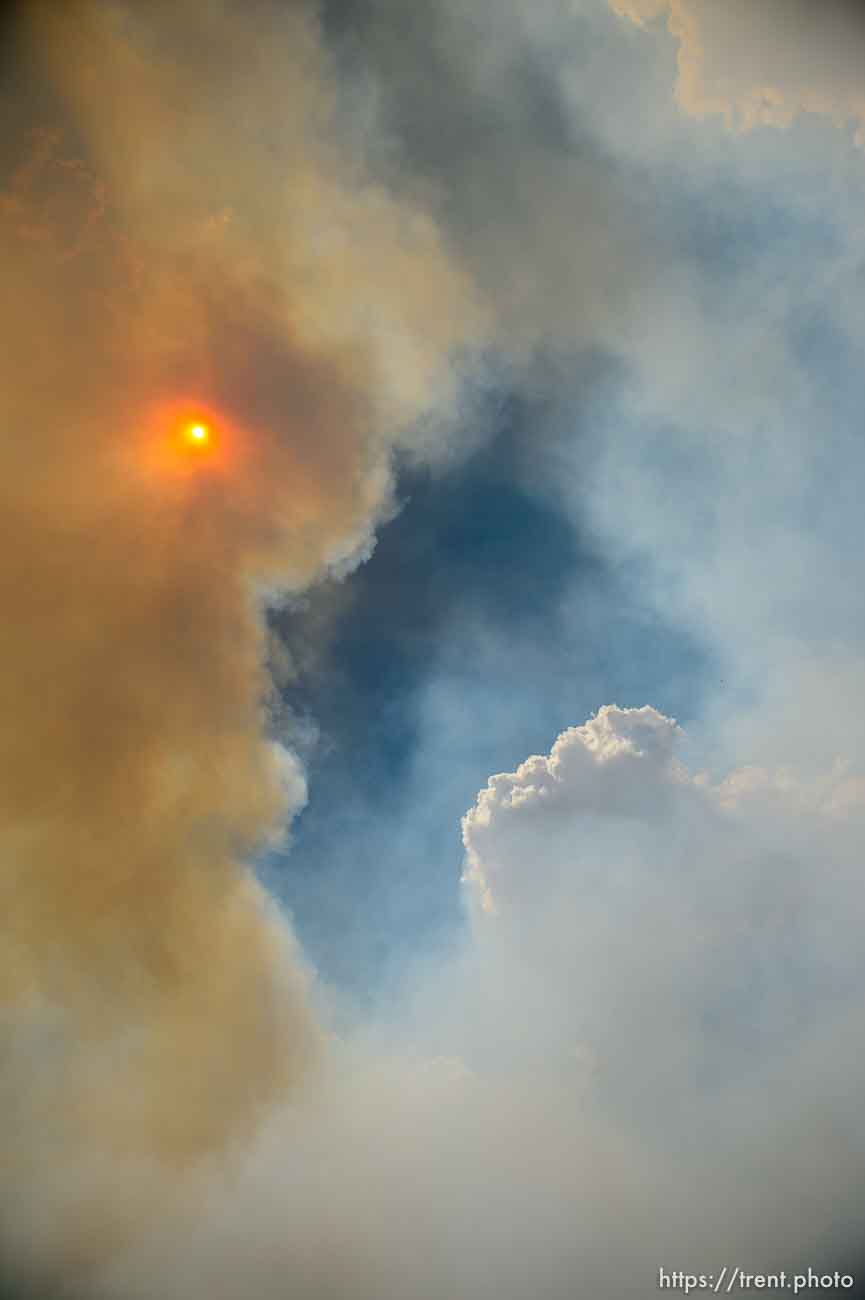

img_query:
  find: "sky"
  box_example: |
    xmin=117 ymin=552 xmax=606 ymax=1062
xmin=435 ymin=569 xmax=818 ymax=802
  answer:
xmin=2 ymin=0 xmax=865 ymax=1296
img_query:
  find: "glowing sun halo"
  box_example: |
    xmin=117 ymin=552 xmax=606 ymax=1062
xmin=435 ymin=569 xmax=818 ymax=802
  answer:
xmin=140 ymin=403 xmax=228 ymax=481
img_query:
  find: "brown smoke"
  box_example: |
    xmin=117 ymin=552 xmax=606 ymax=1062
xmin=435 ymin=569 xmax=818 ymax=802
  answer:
xmin=0 ymin=0 xmax=483 ymax=1284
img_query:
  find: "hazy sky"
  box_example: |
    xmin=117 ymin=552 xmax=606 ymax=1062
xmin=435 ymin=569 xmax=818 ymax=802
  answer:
xmin=3 ymin=1 xmax=865 ymax=1297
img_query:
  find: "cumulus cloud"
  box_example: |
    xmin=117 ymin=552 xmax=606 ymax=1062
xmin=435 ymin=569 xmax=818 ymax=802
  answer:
xmin=456 ymin=706 xmax=865 ymax=1274
xmin=462 ymin=706 xmax=865 ymax=1051
xmin=463 ymin=704 xmax=684 ymax=910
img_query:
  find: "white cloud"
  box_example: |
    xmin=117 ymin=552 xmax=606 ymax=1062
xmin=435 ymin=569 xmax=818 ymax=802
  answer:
xmin=460 ymin=705 xmax=865 ymax=1132
xmin=462 ymin=705 xmax=685 ymax=910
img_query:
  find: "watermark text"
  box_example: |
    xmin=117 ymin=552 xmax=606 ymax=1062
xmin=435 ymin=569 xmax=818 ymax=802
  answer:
xmin=658 ymin=1267 xmax=854 ymax=1294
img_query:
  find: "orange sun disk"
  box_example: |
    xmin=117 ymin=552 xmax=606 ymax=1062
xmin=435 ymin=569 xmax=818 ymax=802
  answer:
xmin=135 ymin=400 xmax=235 ymax=484
xmin=185 ymin=421 xmax=211 ymax=447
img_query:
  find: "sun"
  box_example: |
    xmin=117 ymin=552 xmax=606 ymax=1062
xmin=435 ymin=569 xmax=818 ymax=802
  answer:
xmin=185 ymin=421 xmax=211 ymax=447
xmin=135 ymin=400 xmax=232 ymax=483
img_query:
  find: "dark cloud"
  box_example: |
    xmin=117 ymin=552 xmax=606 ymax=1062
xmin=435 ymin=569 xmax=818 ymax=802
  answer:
xmin=317 ymin=0 xmax=663 ymax=353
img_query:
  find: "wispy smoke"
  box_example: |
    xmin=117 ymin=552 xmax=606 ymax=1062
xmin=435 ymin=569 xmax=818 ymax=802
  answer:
xmin=610 ymin=0 xmax=865 ymax=140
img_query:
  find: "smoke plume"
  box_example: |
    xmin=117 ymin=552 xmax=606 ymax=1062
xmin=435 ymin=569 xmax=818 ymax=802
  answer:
xmin=0 ymin=0 xmax=483 ymax=1288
